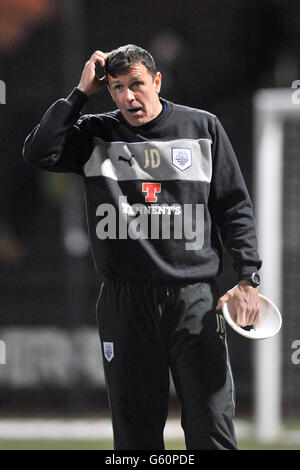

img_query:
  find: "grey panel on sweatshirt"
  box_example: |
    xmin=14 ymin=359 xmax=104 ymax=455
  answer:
xmin=83 ymin=137 xmax=212 ymax=182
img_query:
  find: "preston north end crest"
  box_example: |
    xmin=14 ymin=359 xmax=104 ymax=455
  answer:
xmin=172 ymin=147 xmax=192 ymax=171
xmin=103 ymin=342 xmax=114 ymax=362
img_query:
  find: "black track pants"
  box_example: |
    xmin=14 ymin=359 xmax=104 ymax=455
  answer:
xmin=96 ymin=279 xmax=238 ymax=450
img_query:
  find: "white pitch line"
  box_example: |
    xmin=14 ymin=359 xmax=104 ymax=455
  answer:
xmin=0 ymin=419 xmax=251 ymax=441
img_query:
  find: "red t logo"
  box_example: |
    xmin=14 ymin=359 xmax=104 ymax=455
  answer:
xmin=142 ymin=182 xmax=161 ymax=202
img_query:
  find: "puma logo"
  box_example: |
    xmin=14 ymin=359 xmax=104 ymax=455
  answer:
xmin=118 ymin=155 xmax=135 ymax=167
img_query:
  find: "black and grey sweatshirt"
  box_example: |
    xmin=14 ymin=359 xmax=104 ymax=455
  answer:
xmin=23 ymin=88 xmax=262 ymax=283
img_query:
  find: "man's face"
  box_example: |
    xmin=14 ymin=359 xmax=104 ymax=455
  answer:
xmin=107 ymin=62 xmax=162 ymax=126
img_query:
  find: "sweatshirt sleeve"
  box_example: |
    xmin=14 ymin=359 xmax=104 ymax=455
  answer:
xmin=209 ymin=116 xmax=262 ymax=278
xmin=23 ymin=88 xmax=91 ymax=174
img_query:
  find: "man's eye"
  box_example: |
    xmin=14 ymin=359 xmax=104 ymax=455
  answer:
xmin=114 ymin=85 xmax=123 ymax=91
xmin=132 ymin=81 xmax=142 ymax=87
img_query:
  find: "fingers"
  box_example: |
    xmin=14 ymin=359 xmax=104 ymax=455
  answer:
xmin=235 ymin=310 xmax=246 ymax=327
xmin=92 ymin=50 xmax=109 ymax=68
xmin=83 ymin=51 xmax=108 ymax=76
xmin=251 ymin=306 xmax=260 ymax=325
xmin=235 ymin=304 xmax=260 ymax=327
xmin=216 ymin=294 xmax=229 ymax=310
xmin=216 ymin=285 xmax=260 ymax=327
xmin=78 ymin=50 xmax=109 ymax=96
xmin=216 ymin=287 xmax=236 ymax=310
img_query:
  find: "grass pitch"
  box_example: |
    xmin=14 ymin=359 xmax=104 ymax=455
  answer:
xmin=0 ymin=439 xmax=298 ymax=450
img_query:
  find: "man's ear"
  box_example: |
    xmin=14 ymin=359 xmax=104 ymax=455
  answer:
xmin=154 ymin=71 xmax=162 ymax=94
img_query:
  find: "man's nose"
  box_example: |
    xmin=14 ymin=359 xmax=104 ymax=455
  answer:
xmin=124 ymin=87 xmax=135 ymax=101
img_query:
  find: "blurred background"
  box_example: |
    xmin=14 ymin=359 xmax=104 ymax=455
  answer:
xmin=0 ymin=0 xmax=300 ymax=449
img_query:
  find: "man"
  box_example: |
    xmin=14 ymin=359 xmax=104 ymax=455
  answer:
xmin=23 ymin=44 xmax=261 ymax=450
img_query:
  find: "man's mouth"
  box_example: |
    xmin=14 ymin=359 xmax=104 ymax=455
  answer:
xmin=127 ymin=107 xmax=143 ymax=115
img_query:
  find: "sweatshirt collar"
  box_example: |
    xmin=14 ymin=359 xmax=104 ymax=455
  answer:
xmin=118 ymin=98 xmax=172 ymax=130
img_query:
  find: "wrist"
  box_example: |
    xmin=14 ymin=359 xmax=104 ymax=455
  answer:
xmin=238 ymin=272 xmax=260 ymax=288
xmin=66 ymin=87 xmax=89 ymax=110
xmin=77 ymin=85 xmax=91 ymax=97
xmin=238 ymin=279 xmax=257 ymax=288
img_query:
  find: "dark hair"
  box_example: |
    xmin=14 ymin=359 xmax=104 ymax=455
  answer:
xmin=105 ymin=44 xmax=157 ymax=78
